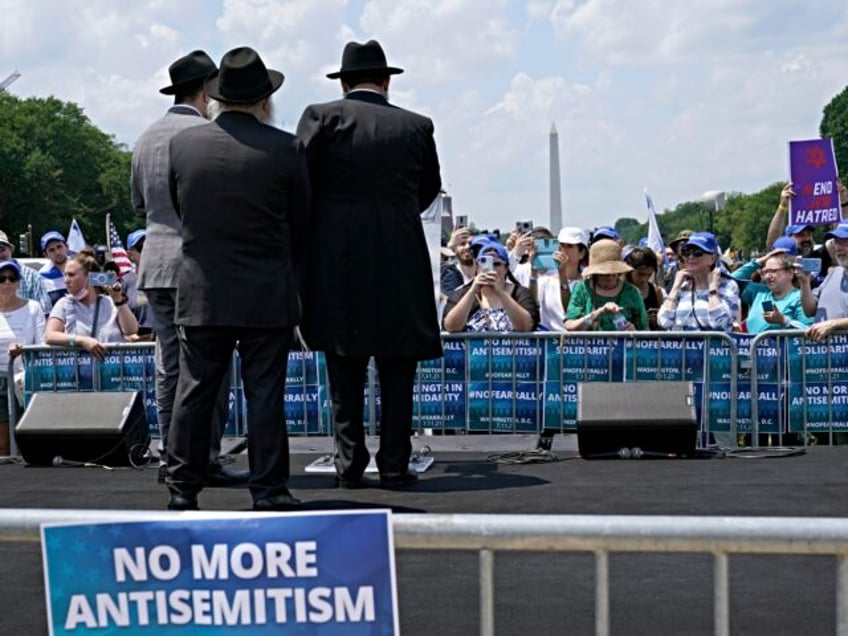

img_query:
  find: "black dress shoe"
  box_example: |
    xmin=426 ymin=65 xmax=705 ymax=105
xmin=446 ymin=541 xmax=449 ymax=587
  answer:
xmin=335 ymin=475 xmax=368 ymax=490
xmin=168 ymin=494 xmax=198 ymax=511
xmin=253 ymin=491 xmax=303 ymax=511
xmin=157 ymin=464 xmax=167 ymax=484
xmin=379 ymin=470 xmax=418 ymax=488
xmin=206 ymin=464 xmax=250 ymax=488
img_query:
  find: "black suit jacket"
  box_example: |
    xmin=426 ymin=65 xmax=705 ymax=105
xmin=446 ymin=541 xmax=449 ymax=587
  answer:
xmin=296 ymin=90 xmax=442 ymax=359
xmin=168 ymin=111 xmax=310 ymax=327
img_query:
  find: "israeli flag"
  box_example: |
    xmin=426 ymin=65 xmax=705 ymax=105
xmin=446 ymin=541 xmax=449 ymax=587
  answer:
xmin=643 ymin=189 xmax=665 ymax=257
xmin=67 ymin=218 xmax=87 ymax=254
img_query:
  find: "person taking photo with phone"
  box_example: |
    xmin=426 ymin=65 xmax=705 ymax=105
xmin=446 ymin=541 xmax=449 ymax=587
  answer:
xmin=657 ymin=232 xmax=740 ymax=332
xmin=443 ymin=242 xmax=538 ymax=332
xmin=45 ymin=250 xmax=138 ymax=359
xmin=730 ymin=248 xmax=813 ymax=334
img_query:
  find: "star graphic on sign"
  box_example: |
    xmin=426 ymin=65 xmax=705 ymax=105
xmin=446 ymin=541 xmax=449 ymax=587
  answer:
xmin=807 ymin=146 xmax=826 ymax=169
xmin=802 ymin=183 xmax=814 ymax=196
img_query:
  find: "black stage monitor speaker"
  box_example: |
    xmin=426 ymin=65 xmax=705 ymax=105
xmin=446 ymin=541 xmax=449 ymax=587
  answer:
xmin=577 ymin=382 xmax=697 ymax=459
xmin=15 ymin=392 xmax=150 ymax=466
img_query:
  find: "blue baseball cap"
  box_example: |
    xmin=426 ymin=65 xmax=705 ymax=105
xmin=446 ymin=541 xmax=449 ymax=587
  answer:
xmin=476 ymin=242 xmax=509 ymax=265
xmin=0 ymin=259 xmax=21 ymax=276
xmin=592 ymin=226 xmax=620 ymax=242
xmin=40 ymin=231 xmax=66 ymax=252
xmin=772 ymin=236 xmax=799 ymax=255
xmin=470 ymin=234 xmax=498 ymax=255
xmin=824 ymin=223 xmax=848 ymax=240
xmin=127 ymin=229 xmax=146 ymax=250
xmin=682 ymin=232 xmax=718 ymax=254
xmin=785 ymin=224 xmax=814 ymax=236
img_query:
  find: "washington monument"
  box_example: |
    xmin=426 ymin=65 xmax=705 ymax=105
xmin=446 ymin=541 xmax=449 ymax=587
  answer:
xmin=549 ymin=122 xmax=562 ymax=233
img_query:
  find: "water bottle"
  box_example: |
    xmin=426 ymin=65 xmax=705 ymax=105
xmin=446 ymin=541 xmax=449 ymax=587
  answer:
xmin=611 ymin=312 xmax=630 ymax=331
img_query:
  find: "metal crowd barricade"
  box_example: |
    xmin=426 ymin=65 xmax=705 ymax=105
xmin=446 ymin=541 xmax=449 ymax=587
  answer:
xmin=750 ymin=330 xmax=848 ymax=445
xmin=4 ymin=509 xmax=848 ymax=636
xmin=5 ymin=343 xmax=329 ymax=459
xmin=6 ymin=332 xmax=743 ymax=456
xmin=411 ymin=331 xmax=739 ymax=446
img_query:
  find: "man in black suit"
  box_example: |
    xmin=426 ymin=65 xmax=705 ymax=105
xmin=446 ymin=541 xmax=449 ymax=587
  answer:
xmin=166 ymin=47 xmax=310 ymax=511
xmin=296 ymin=40 xmax=442 ymax=489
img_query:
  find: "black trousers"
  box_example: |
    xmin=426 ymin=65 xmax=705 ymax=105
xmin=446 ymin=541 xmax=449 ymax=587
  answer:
xmin=325 ymin=353 xmax=418 ymax=479
xmin=167 ymin=325 xmax=293 ymax=500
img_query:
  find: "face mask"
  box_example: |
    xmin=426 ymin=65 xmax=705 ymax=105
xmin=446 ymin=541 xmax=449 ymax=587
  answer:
xmin=73 ymin=287 xmax=88 ymax=301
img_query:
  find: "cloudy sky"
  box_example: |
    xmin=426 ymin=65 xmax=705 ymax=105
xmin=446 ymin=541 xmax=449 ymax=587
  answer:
xmin=3 ymin=0 xmax=848 ymax=235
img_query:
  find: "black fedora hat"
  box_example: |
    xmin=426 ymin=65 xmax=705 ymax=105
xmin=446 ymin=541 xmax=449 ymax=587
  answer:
xmin=326 ymin=39 xmax=403 ymax=79
xmin=205 ymin=47 xmax=284 ymax=104
xmin=159 ymin=50 xmax=217 ymax=95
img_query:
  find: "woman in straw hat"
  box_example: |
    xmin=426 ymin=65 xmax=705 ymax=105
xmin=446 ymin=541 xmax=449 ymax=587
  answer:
xmin=564 ymin=239 xmax=647 ymax=331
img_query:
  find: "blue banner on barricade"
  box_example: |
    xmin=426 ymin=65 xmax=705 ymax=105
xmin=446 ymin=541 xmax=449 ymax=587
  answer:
xmin=412 ymin=339 xmax=466 ymax=431
xmin=468 ymin=336 xmax=545 ymax=383
xmin=546 ymin=336 xmax=624 ymax=383
xmin=787 ymin=382 xmax=848 ymax=432
xmin=623 ymin=338 xmax=704 ymax=381
xmin=467 ymin=381 xmax=541 ymax=433
xmin=782 ymin=334 xmax=848 ymax=433
xmin=542 ymin=381 xmax=579 ymax=431
xmin=412 ymin=381 xmax=466 ymax=430
xmin=24 ymin=350 xmax=94 ymax=396
xmin=17 ymin=330 xmax=848 ymax=440
xmin=705 ymin=382 xmax=781 ymax=433
xmin=734 ymin=334 xmax=780 ymax=382
xmin=41 ymin=511 xmax=398 ymax=635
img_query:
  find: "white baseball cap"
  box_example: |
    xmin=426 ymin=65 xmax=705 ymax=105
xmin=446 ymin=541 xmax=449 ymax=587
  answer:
xmin=557 ymin=226 xmax=590 ymax=246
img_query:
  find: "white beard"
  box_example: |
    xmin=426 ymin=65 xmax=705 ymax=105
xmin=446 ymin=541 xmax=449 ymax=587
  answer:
xmin=207 ymin=99 xmax=223 ymax=121
xmin=207 ymin=98 xmax=276 ymax=127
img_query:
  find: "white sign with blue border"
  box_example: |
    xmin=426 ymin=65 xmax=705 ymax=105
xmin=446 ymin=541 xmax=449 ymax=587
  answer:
xmin=41 ymin=510 xmax=398 ymax=635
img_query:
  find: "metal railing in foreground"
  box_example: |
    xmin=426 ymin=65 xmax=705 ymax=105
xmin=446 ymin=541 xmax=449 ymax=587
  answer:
xmin=3 ymin=509 xmax=848 ymax=636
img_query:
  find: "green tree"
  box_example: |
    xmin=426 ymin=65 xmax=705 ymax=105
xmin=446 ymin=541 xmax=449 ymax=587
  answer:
xmin=820 ymin=85 xmax=848 ymax=178
xmin=614 ymin=217 xmax=641 ymax=244
xmin=0 ymin=92 xmax=132 ymax=255
xmin=716 ymin=183 xmax=784 ymax=253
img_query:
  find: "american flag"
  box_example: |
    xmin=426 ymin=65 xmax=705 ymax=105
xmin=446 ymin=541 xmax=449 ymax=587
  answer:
xmin=107 ymin=217 xmax=133 ymax=275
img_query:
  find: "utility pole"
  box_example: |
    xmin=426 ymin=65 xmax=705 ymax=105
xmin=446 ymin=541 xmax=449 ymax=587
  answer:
xmin=0 ymin=71 xmax=21 ymax=92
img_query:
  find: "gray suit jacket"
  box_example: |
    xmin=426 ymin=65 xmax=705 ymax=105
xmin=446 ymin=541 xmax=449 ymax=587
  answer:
xmin=131 ymin=105 xmax=208 ymax=290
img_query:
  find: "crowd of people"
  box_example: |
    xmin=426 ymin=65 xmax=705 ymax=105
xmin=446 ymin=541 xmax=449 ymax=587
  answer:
xmin=439 ymin=188 xmax=848 ymax=339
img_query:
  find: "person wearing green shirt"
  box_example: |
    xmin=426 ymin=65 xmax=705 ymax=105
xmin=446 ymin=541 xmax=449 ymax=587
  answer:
xmin=564 ymin=239 xmax=648 ymax=331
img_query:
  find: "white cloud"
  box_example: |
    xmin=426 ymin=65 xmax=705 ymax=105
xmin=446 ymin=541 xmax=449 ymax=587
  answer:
xmin=358 ymin=0 xmax=520 ymax=81
xmin=4 ymin=1 xmax=848 ymax=238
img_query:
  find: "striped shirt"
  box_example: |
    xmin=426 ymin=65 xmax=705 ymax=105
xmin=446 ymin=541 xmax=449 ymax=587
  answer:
xmin=657 ymin=276 xmax=740 ymax=332
xmin=15 ymin=261 xmax=52 ymax=314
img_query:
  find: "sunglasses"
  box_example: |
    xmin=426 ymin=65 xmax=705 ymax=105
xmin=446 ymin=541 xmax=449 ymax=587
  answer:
xmin=0 ymin=275 xmax=20 ymax=283
xmin=680 ymin=248 xmax=707 ymax=258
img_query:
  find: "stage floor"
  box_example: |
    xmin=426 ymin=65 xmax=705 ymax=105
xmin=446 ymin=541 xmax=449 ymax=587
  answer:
xmin=2 ymin=436 xmax=846 ymax=634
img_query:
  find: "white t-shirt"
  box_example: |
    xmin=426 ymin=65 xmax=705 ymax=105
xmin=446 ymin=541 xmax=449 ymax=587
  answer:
xmin=49 ymin=294 xmax=125 ymax=343
xmin=0 ymin=300 xmax=45 ymax=372
xmin=537 ymin=273 xmax=580 ymax=332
